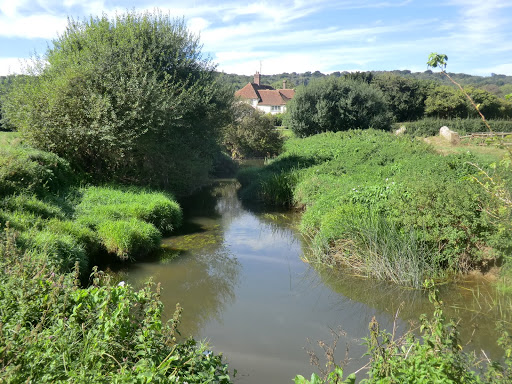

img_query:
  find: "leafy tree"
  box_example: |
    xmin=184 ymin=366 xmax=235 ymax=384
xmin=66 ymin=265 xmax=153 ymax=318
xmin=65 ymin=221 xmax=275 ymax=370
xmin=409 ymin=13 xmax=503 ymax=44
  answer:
xmin=222 ymin=103 xmax=283 ymax=159
xmin=270 ymin=78 xmax=296 ymax=90
xmin=343 ymin=71 xmax=374 ymax=84
xmin=372 ymin=74 xmax=430 ymax=121
xmin=287 ymin=77 xmax=392 ymax=137
xmin=3 ymin=11 xmax=232 ymax=194
xmin=465 ymin=86 xmax=511 ymax=119
xmin=0 ymin=75 xmax=16 ymax=131
xmin=424 ymin=85 xmax=469 ymax=118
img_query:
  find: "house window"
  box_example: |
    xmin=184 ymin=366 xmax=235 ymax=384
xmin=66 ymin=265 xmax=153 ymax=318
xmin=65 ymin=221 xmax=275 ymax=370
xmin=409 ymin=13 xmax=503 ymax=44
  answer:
xmin=271 ymin=106 xmax=281 ymax=112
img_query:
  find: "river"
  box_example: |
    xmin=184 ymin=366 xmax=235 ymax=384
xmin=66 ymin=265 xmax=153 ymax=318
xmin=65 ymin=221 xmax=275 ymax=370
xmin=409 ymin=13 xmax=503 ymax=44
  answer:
xmin=119 ymin=179 xmax=508 ymax=383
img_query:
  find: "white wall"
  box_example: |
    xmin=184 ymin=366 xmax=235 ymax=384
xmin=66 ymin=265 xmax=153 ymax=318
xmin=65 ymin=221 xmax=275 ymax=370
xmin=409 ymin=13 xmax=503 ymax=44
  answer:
xmin=256 ymin=105 xmax=287 ymax=115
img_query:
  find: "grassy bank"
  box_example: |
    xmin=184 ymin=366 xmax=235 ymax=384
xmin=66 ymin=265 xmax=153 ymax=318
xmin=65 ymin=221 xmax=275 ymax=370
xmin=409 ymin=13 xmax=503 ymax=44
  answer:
xmin=0 ymin=132 xmax=231 ymax=382
xmin=238 ymin=129 xmax=512 ymax=287
xmin=0 ymin=132 xmax=183 ymax=273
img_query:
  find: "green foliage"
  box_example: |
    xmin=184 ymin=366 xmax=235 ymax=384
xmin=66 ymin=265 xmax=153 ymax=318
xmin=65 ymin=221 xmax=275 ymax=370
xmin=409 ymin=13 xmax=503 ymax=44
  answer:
xmin=75 ymin=186 xmax=182 ymax=234
xmin=363 ymin=284 xmax=480 ymax=383
xmin=0 ymin=230 xmax=232 ymax=383
xmin=294 ymin=368 xmax=355 ymax=384
xmin=239 ymin=130 xmax=512 ymax=285
xmin=0 ymin=145 xmax=75 ymax=197
xmin=97 ymin=219 xmax=161 ymax=260
xmin=270 ymin=78 xmax=296 ymax=90
xmin=427 ymin=53 xmax=448 ymax=70
xmin=425 ymin=85 xmax=512 ymax=119
xmin=0 ymin=141 xmax=183 ymax=268
xmin=3 ymin=11 xmax=232 ymax=194
xmin=400 ymin=118 xmax=512 ymax=137
xmin=372 ymin=74 xmax=430 ymax=121
xmin=222 ymin=103 xmax=283 ymax=159
xmin=287 ymin=77 xmax=392 ymax=137
xmin=294 ymin=283 xmax=512 ymax=383
xmin=425 ymin=85 xmax=469 ymax=118
xmin=0 ymin=75 xmax=16 ymax=131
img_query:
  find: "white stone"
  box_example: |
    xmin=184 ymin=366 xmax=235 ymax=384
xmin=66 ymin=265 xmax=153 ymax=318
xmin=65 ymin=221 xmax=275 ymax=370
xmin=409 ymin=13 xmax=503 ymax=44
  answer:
xmin=440 ymin=126 xmax=460 ymax=144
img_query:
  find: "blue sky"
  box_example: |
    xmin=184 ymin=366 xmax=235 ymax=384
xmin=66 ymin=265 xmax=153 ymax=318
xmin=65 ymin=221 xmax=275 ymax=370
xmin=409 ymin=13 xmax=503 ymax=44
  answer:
xmin=1 ymin=0 xmax=511 ymax=76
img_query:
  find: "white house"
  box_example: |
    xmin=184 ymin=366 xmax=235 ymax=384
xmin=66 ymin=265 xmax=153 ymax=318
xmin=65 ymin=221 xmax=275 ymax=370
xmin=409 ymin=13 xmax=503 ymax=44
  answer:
xmin=235 ymin=72 xmax=295 ymax=115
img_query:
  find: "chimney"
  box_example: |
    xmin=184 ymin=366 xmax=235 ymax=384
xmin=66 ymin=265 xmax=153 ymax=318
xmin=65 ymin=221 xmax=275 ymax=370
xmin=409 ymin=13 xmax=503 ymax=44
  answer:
xmin=282 ymin=80 xmax=287 ymax=89
xmin=254 ymin=71 xmax=261 ymax=85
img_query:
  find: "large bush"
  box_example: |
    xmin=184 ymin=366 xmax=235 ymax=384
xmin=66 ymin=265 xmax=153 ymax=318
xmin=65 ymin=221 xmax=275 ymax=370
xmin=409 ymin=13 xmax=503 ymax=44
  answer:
xmin=372 ymin=74 xmax=430 ymax=121
xmin=287 ymin=77 xmax=392 ymax=137
xmin=3 ymin=11 xmax=231 ymax=194
xmin=222 ymin=103 xmax=283 ymax=159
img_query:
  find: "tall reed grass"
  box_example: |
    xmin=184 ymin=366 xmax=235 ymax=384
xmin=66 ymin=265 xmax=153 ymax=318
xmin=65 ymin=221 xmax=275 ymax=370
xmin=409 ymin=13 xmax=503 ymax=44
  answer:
xmin=324 ymin=214 xmax=439 ymax=288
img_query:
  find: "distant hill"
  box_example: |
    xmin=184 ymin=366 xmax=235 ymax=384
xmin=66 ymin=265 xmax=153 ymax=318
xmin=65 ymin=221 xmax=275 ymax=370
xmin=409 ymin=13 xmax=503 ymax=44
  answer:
xmin=217 ymin=70 xmax=512 ymax=98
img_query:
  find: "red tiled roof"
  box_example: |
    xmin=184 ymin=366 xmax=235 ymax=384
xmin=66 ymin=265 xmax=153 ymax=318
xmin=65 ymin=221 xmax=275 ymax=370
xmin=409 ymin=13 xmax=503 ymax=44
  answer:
xmin=235 ymin=82 xmax=295 ymax=106
xmin=235 ymin=83 xmax=258 ymax=99
xmin=280 ymin=89 xmax=295 ymax=99
xmin=258 ymin=90 xmax=287 ymax=106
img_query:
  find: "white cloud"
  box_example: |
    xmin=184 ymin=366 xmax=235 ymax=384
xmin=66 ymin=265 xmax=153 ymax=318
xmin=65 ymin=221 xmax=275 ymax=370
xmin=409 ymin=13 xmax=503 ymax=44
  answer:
xmin=0 ymin=1 xmax=510 ymax=76
xmin=473 ymin=63 xmax=512 ymax=77
xmin=0 ymin=14 xmax=68 ymax=39
xmin=0 ymin=57 xmax=25 ymax=75
xmin=187 ymin=17 xmax=211 ymax=35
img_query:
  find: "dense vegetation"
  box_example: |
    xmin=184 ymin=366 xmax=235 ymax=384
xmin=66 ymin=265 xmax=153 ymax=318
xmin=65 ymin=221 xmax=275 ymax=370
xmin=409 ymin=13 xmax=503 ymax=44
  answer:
xmin=0 ymin=228 xmax=231 ymax=383
xmin=287 ymin=77 xmax=392 ymax=137
xmin=0 ymin=11 xmax=236 ymax=382
xmin=238 ymin=130 xmax=512 ymax=287
xmin=2 ymin=8 xmax=512 ymax=382
xmin=2 ymin=12 xmax=232 ymax=195
xmin=219 ymin=70 xmax=512 ymax=98
xmin=295 ymin=284 xmax=512 ymax=384
xmin=222 ymin=103 xmax=283 ymax=158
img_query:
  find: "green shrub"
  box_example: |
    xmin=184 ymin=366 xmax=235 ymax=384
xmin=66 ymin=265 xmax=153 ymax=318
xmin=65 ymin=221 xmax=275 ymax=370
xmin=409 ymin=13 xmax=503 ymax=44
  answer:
xmin=0 ymin=230 xmax=232 ymax=383
xmin=3 ymin=11 xmax=232 ymax=194
xmin=239 ymin=130 xmax=510 ymax=284
xmin=97 ymin=219 xmax=161 ymax=260
xmin=287 ymin=77 xmax=392 ymax=137
xmin=294 ymin=285 xmax=512 ymax=383
xmin=0 ymin=145 xmax=74 ymax=197
xmin=400 ymin=117 xmax=512 ymax=137
xmin=372 ymin=74 xmax=429 ymax=122
xmin=223 ymin=103 xmax=283 ymax=159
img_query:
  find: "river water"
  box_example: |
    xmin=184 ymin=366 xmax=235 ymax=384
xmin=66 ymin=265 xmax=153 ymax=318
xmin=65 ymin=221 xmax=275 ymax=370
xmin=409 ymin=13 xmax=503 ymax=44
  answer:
xmin=120 ymin=179 xmax=508 ymax=383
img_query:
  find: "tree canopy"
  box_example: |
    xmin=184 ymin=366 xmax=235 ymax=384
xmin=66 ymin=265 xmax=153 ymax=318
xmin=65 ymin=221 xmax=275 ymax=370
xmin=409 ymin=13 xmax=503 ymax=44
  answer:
xmin=3 ymin=11 xmax=232 ymax=194
xmin=287 ymin=77 xmax=392 ymax=137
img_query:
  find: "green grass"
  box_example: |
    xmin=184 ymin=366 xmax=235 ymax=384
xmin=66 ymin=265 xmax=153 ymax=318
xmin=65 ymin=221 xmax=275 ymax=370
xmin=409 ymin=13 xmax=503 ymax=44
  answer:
xmin=75 ymin=185 xmax=182 ymax=233
xmin=97 ymin=219 xmax=161 ymax=260
xmin=0 ymin=141 xmax=183 ymax=271
xmin=397 ymin=117 xmax=512 ymax=137
xmin=0 ymin=144 xmax=75 ymax=197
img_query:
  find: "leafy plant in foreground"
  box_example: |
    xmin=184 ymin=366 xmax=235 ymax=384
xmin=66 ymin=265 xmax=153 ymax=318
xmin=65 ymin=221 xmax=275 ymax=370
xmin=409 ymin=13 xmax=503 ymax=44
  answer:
xmin=0 ymin=228 xmax=232 ymax=383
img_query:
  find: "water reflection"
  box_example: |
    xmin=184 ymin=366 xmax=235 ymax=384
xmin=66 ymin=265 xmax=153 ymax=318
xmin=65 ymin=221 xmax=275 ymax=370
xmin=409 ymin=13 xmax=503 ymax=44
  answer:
xmin=125 ymin=180 xmax=242 ymax=337
xmin=314 ymin=265 xmax=508 ymax=359
xmin=121 ymin=179 xmax=508 ymax=383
